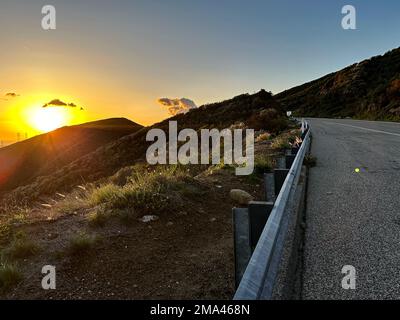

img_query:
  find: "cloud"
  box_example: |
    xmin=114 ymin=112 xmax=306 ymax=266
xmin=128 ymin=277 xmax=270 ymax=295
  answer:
xmin=42 ymin=99 xmax=80 ymax=109
xmin=157 ymin=98 xmax=198 ymax=116
xmin=4 ymin=92 xmax=20 ymax=98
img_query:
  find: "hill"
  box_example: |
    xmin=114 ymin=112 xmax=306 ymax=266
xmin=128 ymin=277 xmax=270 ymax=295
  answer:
xmin=276 ymin=47 xmax=400 ymax=120
xmin=0 ymin=118 xmax=143 ymax=194
xmin=4 ymin=90 xmax=288 ymax=202
xmin=0 ymin=90 xmax=298 ymax=299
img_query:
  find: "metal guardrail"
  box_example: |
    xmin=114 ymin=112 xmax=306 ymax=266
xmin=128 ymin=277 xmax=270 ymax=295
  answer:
xmin=234 ymin=122 xmax=310 ymax=300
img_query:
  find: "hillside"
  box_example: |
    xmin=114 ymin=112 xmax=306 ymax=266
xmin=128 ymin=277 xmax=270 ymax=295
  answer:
xmin=0 ymin=90 xmax=299 ymax=299
xmin=0 ymin=118 xmax=142 ymax=194
xmin=4 ymin=90 xmax=288 ymax=203
xmin=276 ymin=47 xmax=400 ymax=120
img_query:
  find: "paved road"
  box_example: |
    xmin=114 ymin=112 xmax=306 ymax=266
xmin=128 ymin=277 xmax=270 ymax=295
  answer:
xmin=302 ymin=118 xmax=400 ymax=300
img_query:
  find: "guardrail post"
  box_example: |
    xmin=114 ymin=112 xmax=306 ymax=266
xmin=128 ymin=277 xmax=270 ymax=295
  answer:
xmin=301 ymin=126 xmax=309 ymax=140
xmin=285 ymin=154 xmax=296 ymax=169
xmin=274 ymin=169 xmax=289 ymax=195
xmin=291 ymin=147 xmax=299 ymax=155
xmin=276 ymin=157 xmax=286 ymax=169
xmin=263 ymin=173 xmax=275 ymax=202
xmin=248 ymin=201 xmax=274 ymax=251
xmin=233 ymin=207 xmax=251 ymax=288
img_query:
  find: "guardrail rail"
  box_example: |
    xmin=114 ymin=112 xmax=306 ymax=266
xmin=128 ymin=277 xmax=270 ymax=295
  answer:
xmin=234 ymin=121 xmax=310 ymax=300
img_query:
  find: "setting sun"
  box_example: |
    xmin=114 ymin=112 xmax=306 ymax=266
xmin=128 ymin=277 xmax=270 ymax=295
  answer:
xmin=31 ymin=107 xmax=69 ymax=133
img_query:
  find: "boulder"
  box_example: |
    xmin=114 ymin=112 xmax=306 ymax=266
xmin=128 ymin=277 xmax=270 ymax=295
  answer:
xmin=230 ymin=189 xmax=254 ymax=205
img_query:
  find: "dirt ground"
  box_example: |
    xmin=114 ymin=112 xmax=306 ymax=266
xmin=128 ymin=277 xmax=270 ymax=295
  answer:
xmin=1 ymin=167 xmax=265 ymax=300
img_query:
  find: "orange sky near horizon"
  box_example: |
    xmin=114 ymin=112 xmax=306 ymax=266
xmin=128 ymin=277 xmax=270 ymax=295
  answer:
xmin=2 ymin=1 xmax=399 ymax=144
xmin=0 ymin=76 xmax=174 ymax=141
xmin=0 ymin=90 xmax=163 ymax=141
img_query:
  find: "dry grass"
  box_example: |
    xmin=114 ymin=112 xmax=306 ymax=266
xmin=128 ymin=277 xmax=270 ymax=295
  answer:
xmin=254 ymin=155 xmax=276 ymax=174
xmin=1 ymin=231 xmax=39 ymax=261
xmin=84 ymin=166 xmax=191 ymax=223
xmin=256 ymin=132 xmax=272 ymax=142
xmin=0 ymin=262 xmax=22 ymax=291
xmin=87 ymin=207 xmax=109 ymax=228
xmin=28 ymin=165 xmax=194 ymax=228
xmin=271 ymin=129 xmax=301 ymax=149
xmin=304 ymin=155 xmax=317 ymax=167
xmin=67 ymin=232 xmax=99 ymax=256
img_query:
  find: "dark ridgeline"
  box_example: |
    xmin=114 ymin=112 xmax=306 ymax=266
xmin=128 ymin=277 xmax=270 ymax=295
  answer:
xmin=276 ymin=47 xmax=400 ymax=120
xmin=0 ymin=118 xmax=143 ymax=196
xmin=2 ymin=90 xmax=288 ymax=203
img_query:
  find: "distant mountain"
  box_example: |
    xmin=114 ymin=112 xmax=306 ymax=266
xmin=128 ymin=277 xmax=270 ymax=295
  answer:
xmin=276 ymin=47 xmax=400 ymax=120
xmin=0 ymin=118 xmax=142 ymax=194
xmin=5 ymin=90 xmax=287 ymax=202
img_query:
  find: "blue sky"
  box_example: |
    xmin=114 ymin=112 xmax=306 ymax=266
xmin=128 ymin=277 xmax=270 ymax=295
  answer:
xmin=0 ymin=0 xmax=399 ymax=134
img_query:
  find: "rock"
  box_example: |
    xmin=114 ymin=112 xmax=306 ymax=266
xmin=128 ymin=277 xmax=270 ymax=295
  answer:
xmin=140 ymin=215 xmax=159 ymax=223
xmin=47 ymin=233 xmax=59 ymax=240
xmin=230 ymin=189 xmax=254 ymax=205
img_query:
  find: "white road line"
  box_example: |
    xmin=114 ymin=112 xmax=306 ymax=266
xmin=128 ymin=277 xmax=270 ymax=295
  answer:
xmin=321 ymin=121 xmax=400 ymax=138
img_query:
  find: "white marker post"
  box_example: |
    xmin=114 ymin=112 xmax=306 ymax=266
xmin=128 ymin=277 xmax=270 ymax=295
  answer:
xmin=301 ymin=118 xmax=306 ymax=134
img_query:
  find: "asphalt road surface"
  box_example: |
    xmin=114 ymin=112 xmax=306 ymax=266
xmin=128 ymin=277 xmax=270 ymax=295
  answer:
xmin=302 ymin=118 xmax=400 ymax=300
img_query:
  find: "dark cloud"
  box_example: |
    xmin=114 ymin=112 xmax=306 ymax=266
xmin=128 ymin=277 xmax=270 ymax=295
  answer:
xmin=42 ymin=99 xmax=80 ymax=109
xmin=5 ymin=92 xmax=19 ymax=98
xmin=157 ymin=98 xmax=198 ymax=116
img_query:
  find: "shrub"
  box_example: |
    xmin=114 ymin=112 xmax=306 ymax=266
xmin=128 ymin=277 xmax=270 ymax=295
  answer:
xmin=254 ymin=155 xmax=275 ymax=174
xmin=87 ymin=207 xmax=109 ymax=228
xmin=247 ymin=109 xmax=288 ymax=133
xmin=0 ymin=262 xmax=22 ymax=291
xmin=57 ymin=194 xmax=88 ymax=215
xmin=1 ymin=232 xmax=38 ymax=261
xmin=88 ymin=184 xmax=124 ymax=208
xmin=255 ymin=132 xmax=271 ymax=143
xmin=304 ymin=155 xmax=317 ymax=167
xmin=87 ymin=166 xmax=190 ymax=214
xmin=67 ymin=232 xmax=98 ymax=256
xmin=271 ymin=136 xmax=291 ymax=149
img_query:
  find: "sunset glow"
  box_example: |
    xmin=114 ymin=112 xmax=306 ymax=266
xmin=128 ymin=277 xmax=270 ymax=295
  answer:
xmin=30 ymin=107 xmax=69 ymax=132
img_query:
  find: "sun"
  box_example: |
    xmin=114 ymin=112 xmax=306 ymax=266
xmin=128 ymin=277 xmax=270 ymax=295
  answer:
xmin=31 ymin=107 xmax=68 ymax=132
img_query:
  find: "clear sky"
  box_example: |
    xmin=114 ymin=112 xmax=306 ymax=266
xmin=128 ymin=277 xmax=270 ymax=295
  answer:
xmin=0 ymin=0 xmax=399 ymax=141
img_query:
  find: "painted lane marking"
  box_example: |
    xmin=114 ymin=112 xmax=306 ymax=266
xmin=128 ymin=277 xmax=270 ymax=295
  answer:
xmin=321 ymin=122 xmax=400 ymax=138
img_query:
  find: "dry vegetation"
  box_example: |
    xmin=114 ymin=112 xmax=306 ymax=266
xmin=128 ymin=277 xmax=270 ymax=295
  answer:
xmin=277 ymin=47 xmax=400 ymax=121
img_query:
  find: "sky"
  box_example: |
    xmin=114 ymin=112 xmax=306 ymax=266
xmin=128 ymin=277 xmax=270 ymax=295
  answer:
xmin=0 ymin=0 xmax=399 ymax=142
